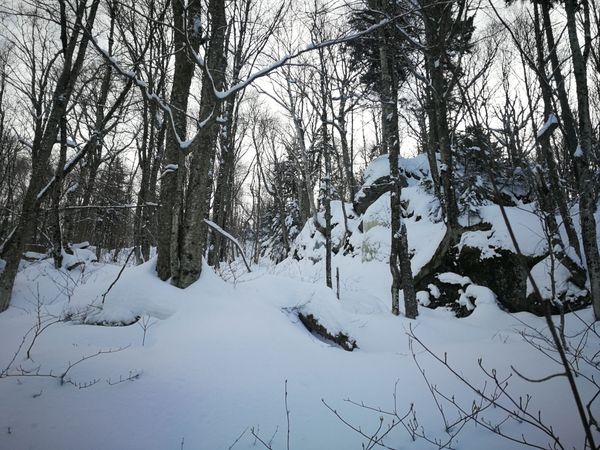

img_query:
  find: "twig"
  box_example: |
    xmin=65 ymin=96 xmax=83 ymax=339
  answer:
xmin=490 ymin=177 xmax=597 ymax=450
xmin=101 ymin=247 xmax=135 ymax=304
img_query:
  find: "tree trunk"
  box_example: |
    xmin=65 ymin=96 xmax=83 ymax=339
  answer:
xmin=155 ymin=0 xmax=202 ymax=281
xmin=422 ymin=0 xmax=459 ymax=231
xmin=51 ymin=115 xmax=69 ymax=269
xmin=320 ymin=56 xmax=333 ymax=290
xmin=175 ymin=0 xmax=227 ymax=288
xmin=372 ymin=0 xmax=417 ymax=317
xmin=533 ymin=2 xmax=581 ymax=257
xmin=0 ymin=0 xmax=101 ymax=312
xmin=336 ymin=101 xmax=357 ymax=201
xmin=209 ymin=95 xmax=237 ymax=268
xmin=564 ymin=0 xmax=600 ymax=320
xmin=531 ymin=3 xmax=580 ymax=257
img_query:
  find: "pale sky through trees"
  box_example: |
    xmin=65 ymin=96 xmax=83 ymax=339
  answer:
xmin=0 ymin=0 xmax=599 ymax=448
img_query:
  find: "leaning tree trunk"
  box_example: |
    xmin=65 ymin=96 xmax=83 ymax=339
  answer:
xmin=0 ymin=0 xmax=100 ymax=313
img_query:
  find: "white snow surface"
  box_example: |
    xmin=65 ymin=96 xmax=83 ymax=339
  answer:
xmin=1 ymin=252 xmax=597 ymax=450
xmin=437 ymin=272 xmax=473 ymax=286
xmin=459 ymin=203 xmax=548 ymax=258
xmin=349 ymin=186 xmax=444 ymax=272
xmin=527 ymin=255 xmax=586 ymax=300
xmin=360 ymin=152 xmax=431 ymax=190
xmin=536 ymin=113 xmax=558 ymax=138
xmin=2 ymin=159 xmax=599 ymax=450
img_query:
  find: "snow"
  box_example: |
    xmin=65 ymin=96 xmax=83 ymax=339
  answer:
xmin=2 ymin=154 xmax=598 ymax=450
xmin=536 ymin=113 xmax=558 ymax=138
xmin=437 ymin=272 xmax=472 ymax=286
xmin=192 ymin=15 xmax=202 ymax=35
xmin=460 ymin=203 xmax=547 ymax=258
xmin=416 ymin=290 xmax=431 ymax=306
xmin=36 ymin=176 xmax=56 ymax=200
xmin=65 ymin=138 xmax=78 ymax=148
xmin=360 ymin=152 xmax=430 ymax=187
xmin=23 ymin=251 xmax=46 ymax=259
xmin=527 ymin=256 xmax=586 ymax=300
xmin=361 ymin=154 xmax=390 ymax=186
xmin=293 ymin=201 xmax=360 ymax=263
xmin=205 ymin=219 xmax=240 ymax=249
xmin=457 ymin=289 xmax=475 ymax=311
xmin=360 ymin=191 xmax=444 ymax=272
xmin=1 ymin=254 xmax=596 ymax=450
xmin=427 ymin=283 xmax=441 ymax=299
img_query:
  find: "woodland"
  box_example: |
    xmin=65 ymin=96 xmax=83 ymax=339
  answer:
xmin=0 ymin=0 xmax=599 ymax=449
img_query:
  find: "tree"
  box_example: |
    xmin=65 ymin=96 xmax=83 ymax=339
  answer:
xmin=155 ymin=0 xmax=203 ymax=281
xmin=209 ymin=0 xmax=286 ymax=269
xmin=421 ymin=0 xmax=475 ymax=233
xmin=562 ymin=0 xmax=600 ymax=320
xmin=0 ymin=0 xmax=102 ymax=312
xmin=355 ymin=0 xmax=418 ymax=317
xmin=174 ymin=0 xmax=228 ymax=288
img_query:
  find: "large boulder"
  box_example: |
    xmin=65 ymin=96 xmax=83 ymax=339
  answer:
xmin=354 ymin=175 xmax=407 ymax=216
xmin=353 ymin=153 xmax=431 ymax=215
xmin=456 ymin=241 xmax=589 ymax=314
xmin=414 ymin=225 xmax=590 ymax=316
xmin=456 ymin=245 xmax=534 ymax=313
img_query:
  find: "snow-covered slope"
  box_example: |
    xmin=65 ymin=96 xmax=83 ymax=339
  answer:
xmin=1 ymin=154 xmax=598 ymax=450
xmin=0 ymin=256 xmax=597 ymax=450
xmin=291 ymin=153 xmax=589 ymax=316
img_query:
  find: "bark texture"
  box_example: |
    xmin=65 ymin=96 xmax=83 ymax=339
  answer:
xmin=563 ymin=0 xmax=600 ymax=320
xmin=156 ymin=0 xmax=202 ymax=281
xmin=175 ymin=0 xmax=227 ymax=288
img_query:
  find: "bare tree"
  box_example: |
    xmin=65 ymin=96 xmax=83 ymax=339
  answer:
xmin=0 ymin=0 xmax=103 ymax=312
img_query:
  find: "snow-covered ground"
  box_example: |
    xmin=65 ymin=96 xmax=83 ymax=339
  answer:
xmin=1 ymin=249 xmax=597 ymax=450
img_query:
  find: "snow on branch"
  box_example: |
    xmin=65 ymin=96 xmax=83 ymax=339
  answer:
xmin=536 ymin=113 xmax=559 ymax=140
xmin=88 ymin=13 xmax=400 ymax=155
xmin=212 ymin=17 xmax=393 ymax=100
xmin=88 ymin=36 xmax=198 ymax=150
xmin=204 ymin=219 xmax=251 ymax=273
xmin=36 ymin=139 xmax=89 ymax=201
xmin=33 ymin=72 xmax=134 ymax=204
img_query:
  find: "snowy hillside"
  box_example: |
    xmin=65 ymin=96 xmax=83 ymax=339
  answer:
xmin=1 ymin=155 xmax=598 ymax=450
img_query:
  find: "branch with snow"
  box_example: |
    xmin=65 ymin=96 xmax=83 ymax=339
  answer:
xmin=87 ymin=13 xmax=402 ymax=156
xmin=536 ymin=113 xmax=559 ymax=140
xmin=204 ymin=219 xmax=251 ymax=273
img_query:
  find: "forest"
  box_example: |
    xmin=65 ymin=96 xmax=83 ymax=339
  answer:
xmin=0 ymin=0 xmax=599 ymax=449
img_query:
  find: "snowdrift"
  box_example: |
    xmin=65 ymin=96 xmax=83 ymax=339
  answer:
xmin=0 ymin=154 xmax=598 ymax=450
